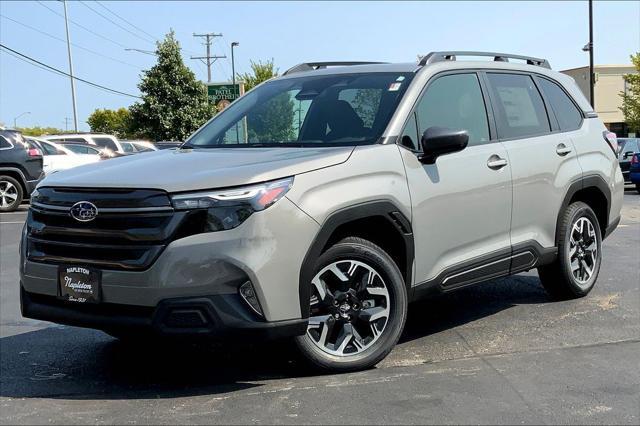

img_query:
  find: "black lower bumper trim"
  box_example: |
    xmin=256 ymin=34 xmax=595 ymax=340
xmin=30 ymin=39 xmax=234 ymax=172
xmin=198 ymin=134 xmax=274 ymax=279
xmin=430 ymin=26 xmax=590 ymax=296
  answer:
xmin=20 ymin=286 xmax=307 ymax=341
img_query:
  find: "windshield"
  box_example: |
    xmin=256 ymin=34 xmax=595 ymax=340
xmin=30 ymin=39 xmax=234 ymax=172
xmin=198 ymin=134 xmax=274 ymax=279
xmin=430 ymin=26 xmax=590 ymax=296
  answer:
xmin=187 ymin=72 xmax=413 ymax=148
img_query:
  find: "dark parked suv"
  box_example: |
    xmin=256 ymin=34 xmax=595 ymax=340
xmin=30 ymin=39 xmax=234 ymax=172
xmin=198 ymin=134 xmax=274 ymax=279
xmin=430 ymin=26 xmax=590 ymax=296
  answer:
xmin=0 ymin=129 xmax=44 ymax=212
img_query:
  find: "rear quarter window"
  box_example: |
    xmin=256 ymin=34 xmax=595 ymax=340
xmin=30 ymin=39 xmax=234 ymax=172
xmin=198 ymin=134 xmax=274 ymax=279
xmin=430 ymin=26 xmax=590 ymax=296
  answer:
xmin=536 ymin=77 xmax=583 ymax=132
xmin=0 ymin=136 xmax=12 ymax=149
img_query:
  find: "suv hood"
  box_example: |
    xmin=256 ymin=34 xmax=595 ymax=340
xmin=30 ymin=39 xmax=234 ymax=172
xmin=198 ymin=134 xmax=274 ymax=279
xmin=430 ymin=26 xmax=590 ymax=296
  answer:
xmin=39 ymin=147 xmax=354 ymax=192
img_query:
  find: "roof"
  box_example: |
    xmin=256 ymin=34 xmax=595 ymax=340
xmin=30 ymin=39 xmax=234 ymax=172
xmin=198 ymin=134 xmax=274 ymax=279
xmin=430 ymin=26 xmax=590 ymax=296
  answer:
xmin=561 ymin=64 xmax=635 ymax=72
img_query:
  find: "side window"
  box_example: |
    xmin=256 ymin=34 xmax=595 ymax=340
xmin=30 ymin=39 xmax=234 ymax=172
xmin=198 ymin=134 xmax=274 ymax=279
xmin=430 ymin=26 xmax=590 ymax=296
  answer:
xmin=42 ymin=142 xmax=63 ymax=155
xmin=0 ymin=136 xmax=11 ymax=149
xmin=536 ymin=77 xmax=583 ymax=132
xmin=92 ymin=137 xmax=118 ymax=151
xmin=121 ymin=143 xmax=134 ymax=153
xmin=415 ymin=73 xmax=490 ymax=147
xmin=486 ymin=73 xmax=550 ymax=139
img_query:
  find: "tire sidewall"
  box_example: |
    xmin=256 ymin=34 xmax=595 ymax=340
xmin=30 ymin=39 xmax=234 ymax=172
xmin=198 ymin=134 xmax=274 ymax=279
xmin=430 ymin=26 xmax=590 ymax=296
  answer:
xmin=558 ymin=203 xmax=602 ymax=296
xmin=0 ymin=176 xmax=23 ymax=212
xmin=296 ymin=239 xmax=407 ymax=371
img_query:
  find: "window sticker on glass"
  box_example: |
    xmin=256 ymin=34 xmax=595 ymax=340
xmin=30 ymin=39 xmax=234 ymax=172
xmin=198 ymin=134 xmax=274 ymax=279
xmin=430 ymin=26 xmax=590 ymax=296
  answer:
xmin=396 ymin=76 xmax=405 ymax=82
xmin=388 ymin=82 xmax=402 ymax=91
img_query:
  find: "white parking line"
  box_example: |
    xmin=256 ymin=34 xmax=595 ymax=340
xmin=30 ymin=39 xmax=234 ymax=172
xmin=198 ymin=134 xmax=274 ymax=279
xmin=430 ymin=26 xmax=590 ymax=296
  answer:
xmin=0 ymin=221 xmax=25 ymax=224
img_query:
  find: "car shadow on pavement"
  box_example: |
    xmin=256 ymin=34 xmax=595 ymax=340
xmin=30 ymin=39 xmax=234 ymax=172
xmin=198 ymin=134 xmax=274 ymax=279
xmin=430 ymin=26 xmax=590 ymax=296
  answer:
xmin=0 ymin=275 xmax=550 ymax=401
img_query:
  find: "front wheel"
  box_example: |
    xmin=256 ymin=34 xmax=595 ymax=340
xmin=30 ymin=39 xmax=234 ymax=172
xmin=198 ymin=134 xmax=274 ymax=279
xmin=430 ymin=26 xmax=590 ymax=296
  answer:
xmin=538 ymin=202 xmax=602 ymax=299
xmin=295 ymin=237 xmax=407 ymax=372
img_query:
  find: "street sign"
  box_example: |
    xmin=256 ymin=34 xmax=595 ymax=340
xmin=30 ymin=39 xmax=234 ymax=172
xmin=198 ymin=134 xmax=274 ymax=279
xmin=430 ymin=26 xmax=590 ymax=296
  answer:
xmin=207 ymin=83 xmax=244 ymax=111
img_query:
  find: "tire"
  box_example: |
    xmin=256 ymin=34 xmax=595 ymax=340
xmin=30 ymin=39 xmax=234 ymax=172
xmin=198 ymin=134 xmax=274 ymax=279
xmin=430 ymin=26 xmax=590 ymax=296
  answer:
xmin=295 ymin=237 xmax=408 ymax=372
xmin=636 ymin=184 xmax=640 ymax=194
xmin=0 ymin=175 xmax=23 ymax=212
xmin=538 ymin=202 xmax=602 ymax=300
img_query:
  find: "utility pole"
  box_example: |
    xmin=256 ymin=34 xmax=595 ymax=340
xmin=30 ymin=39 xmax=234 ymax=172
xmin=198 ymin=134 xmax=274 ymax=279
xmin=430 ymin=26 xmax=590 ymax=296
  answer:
xmin=190 ymin=33 xmax=226 ymax=83
xmin=64 ymin=117 xmax=71 ymax=131
xmin=62 ymin=0 xmax=78 ymax=132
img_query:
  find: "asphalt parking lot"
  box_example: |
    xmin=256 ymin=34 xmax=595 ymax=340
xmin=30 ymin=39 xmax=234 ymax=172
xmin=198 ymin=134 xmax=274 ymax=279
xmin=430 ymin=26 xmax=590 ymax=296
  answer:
xmin=0 ymin=190 xmax=638 ymax=425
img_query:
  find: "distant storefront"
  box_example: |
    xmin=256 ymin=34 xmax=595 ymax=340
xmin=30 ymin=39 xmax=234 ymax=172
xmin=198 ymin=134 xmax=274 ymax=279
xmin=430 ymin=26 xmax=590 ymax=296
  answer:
xmin=561 ymin=65 xmax=638 ymax=137
xmin=207 ymin=82 xmax=245 ymax=112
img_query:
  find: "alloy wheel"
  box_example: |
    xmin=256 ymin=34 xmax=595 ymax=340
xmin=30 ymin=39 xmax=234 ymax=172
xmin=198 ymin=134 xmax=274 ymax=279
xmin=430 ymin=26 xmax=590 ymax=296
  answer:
xmin=569 ymin=216 xmax=598 ymax=286
xmin=0 ymin=180 xmax=19 ymax=209
xmin=307 ymin=260 xmax=390 ymax=357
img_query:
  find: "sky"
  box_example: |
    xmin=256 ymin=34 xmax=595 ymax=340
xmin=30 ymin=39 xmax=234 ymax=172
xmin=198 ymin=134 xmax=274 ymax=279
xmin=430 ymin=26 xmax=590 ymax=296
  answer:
xmin=1 ymin=0 xmax=639 ymax=131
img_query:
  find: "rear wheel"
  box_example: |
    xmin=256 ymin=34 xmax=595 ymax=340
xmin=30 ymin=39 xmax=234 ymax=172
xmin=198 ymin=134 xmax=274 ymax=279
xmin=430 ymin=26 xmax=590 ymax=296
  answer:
xmin=0 ymin=175 xmax=23 ymax=212
xmin=538 ymin=202 xmax=602 ymax=299
xmin=295 ymin=237 xmax=407 ymax=372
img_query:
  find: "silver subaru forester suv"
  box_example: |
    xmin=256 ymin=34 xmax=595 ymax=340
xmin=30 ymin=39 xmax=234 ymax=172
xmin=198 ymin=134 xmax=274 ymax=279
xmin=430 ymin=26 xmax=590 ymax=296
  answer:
xmin=20 ymin=52 xmax=624 ymax=371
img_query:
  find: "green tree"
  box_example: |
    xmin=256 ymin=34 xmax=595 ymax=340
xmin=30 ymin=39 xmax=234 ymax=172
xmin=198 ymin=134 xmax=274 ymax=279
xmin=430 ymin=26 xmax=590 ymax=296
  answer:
xmin=87 ymin=108 xmax=132 ymax=139
xmin=129 ymin=30 xmax=214 ymax=141
xmin=16 ymin=126 xmax=64 ymax=136
xmin=620 ymin=52 xmax=640 ymax=133
xmin=237 ymin=59 xmax=278 ymax=91
xmin=238 ymin=59 xmax=295 ymax=142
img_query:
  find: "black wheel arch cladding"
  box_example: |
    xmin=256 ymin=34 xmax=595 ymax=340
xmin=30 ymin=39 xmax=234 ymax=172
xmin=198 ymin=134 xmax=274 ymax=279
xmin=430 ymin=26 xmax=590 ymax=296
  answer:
xmin=298 ymin=200 xmax=414 ymax=319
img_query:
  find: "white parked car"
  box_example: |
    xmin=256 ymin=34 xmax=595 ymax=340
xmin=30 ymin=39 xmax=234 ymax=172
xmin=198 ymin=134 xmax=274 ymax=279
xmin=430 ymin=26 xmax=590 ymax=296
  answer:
xmin=120 ymin=140 xmax=158 ymax=154
xmin=26 ymin=137 xmax=100 ymax=175
xmin=41 ymin=133 xmax=125 ymax=156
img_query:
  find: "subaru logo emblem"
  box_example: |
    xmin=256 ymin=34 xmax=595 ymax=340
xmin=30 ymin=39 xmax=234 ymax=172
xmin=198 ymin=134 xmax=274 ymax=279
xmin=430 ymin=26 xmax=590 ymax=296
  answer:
xmin=69 ymin=201 xmax=98 ymax=222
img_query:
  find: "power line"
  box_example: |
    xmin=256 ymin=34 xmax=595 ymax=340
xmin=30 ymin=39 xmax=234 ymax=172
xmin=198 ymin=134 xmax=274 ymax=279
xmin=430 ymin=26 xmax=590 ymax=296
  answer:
xmin=0 ymin=14 xmax=142 ymax=69
xmin=0 ymin=44 xmax=141 ymax=99
xmin=36 ymin=0 xmax=129 ymax=50
xmin=94 ymin=1 xmax=159 ymax=43
xmin=78 ymin=1 xmax=155 ymax=45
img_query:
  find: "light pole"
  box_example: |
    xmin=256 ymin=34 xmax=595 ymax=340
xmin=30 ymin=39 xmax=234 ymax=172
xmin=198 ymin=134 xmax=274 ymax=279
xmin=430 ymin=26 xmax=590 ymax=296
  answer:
xmin=582 ymin=0 xmax=595 ymax=108
xmin=13 ymin=111 xmax=30 ymax=129
xmin=231 ymin=42 xmax=239 ymax=100
xmin=231 ymin=41 xmax=240 ymax=143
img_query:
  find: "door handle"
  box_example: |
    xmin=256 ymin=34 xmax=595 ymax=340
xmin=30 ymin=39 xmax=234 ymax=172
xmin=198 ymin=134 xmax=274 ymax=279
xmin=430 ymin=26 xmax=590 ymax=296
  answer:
xmin=487 ymin=155 xmax=508 ymax=170
xmin=556 ymin=143 xmax=572 ymax=156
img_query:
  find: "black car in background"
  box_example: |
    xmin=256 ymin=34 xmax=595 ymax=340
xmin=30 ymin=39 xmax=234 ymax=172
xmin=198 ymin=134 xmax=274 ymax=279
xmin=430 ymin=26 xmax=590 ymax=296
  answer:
xmin=618 ymin=138 xmax=640 ymax=183
xmin=0 ymin=129 xmax=44 ymax=212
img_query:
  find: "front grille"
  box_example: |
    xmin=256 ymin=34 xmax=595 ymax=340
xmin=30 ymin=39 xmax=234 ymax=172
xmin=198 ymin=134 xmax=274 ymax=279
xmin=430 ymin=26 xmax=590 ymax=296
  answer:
xmin=26 ymin=187 xmax=188 ymax=270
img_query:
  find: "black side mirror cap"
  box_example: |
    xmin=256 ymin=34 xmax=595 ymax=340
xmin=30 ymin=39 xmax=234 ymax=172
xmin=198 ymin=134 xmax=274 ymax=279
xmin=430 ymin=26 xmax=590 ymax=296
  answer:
xmin=419 ymin=126 xmax=469 ymax=164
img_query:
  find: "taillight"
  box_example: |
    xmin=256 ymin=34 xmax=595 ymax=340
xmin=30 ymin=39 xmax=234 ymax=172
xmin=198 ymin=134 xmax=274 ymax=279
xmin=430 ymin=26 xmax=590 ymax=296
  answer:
xmin=27 ymin=148 xmax=42 ymax=157
xmin=602 ymin=131 xmax=619 ymax=154
xmin=632 ymin=154 xmax=639 ymax=165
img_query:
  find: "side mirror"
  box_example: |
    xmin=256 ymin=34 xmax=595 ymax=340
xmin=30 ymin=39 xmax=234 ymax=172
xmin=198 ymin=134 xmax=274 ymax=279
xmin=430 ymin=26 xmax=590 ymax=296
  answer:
xmin=419 ymin=126 xmax=469 ymax=164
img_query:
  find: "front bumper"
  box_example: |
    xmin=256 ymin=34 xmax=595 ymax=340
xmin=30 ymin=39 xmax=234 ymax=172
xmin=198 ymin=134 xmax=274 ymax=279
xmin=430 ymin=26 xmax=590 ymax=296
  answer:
xmin=21 ymin=286 xmax=307 ymax=339
xmin=629 ymin=171 xmax=640 ymax=184
xmin=20 ymin=196 xmax=320 ymax=326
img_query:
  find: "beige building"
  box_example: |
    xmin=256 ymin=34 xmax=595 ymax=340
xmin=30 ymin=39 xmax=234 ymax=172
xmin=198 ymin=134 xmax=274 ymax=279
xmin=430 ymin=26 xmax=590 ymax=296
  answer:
xmin=561 ymin=64 xmax=637 ymax=137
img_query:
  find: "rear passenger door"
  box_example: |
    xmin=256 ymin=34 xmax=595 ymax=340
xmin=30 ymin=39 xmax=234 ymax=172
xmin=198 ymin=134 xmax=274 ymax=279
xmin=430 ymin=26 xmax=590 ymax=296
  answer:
xmin=400 ymin=72 xmax=513 ymax=289
xmin=484 ymin=72 xmax=583 ymax=261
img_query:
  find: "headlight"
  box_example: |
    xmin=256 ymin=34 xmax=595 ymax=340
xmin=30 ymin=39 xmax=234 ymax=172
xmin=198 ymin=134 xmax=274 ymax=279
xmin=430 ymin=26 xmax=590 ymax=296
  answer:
xmin=170 ymin=177 xmax=293 ymax=234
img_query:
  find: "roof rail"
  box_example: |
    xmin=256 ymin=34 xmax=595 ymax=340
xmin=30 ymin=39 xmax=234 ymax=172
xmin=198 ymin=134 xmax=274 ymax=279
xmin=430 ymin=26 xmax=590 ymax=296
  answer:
xmin=419 ymin=51 xmax=551 ymax=69
xmin=282 ymin=61 xmax=388 ymax=76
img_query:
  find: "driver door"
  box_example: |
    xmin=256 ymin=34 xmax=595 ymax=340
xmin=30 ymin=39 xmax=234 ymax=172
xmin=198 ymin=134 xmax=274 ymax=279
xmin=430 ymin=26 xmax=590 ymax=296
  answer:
xmin=399 ymin=72 xmax=513 ymax=290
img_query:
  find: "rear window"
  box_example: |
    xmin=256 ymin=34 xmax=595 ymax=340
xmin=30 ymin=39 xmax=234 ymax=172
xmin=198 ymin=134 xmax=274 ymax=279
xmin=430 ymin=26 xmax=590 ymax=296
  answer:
xmin=536 ymin=77 xmax=583 ymax=132
xmin=621 ymin=139 xmax=639 ymax=155
xmin=487 ymin=73 xmax=551 ymax=139
xmin=92 ymin=137 xmax=118 ymax=151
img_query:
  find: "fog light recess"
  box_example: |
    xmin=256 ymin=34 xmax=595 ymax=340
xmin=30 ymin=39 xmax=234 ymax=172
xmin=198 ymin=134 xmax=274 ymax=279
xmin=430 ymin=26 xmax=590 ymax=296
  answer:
xmin=239 ymin=281 xmax=264 ymax=317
